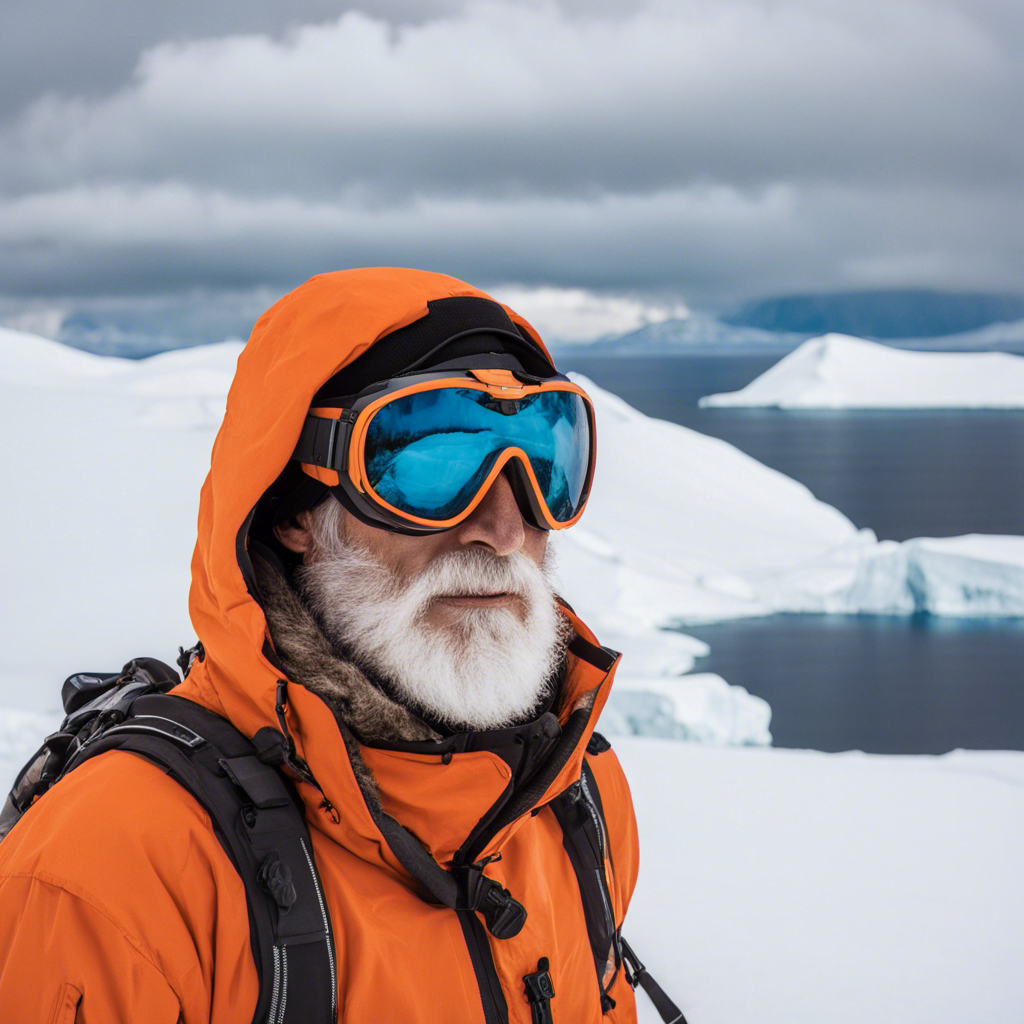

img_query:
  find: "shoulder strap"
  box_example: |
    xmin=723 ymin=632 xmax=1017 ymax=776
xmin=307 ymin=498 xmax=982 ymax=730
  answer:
xmin=67 ymin=693 xmax=336 ymax=1024
xmin=552 ymin=734 xmax=688 ymax=1024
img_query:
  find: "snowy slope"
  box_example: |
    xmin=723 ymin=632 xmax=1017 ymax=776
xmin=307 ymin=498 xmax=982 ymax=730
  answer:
xmin=699 ymin=333 xmax=1024 ymax=408
xmin=1 ymin=329 xmax=1021 ymax=1022
xmin=621 ymin=739 xmax=1024 ymax=1024
xmin=562 ymin=373 xmax=1024 ymax=624
xmin=1 ymin=327 xmax=1022 ymax=757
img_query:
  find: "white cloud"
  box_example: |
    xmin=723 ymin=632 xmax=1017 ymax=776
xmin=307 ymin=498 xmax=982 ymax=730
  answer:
xmin=4 ymin=1 xmax=1018 ymax=198
xmin=490 ymin=285 xmax=689 ymax=342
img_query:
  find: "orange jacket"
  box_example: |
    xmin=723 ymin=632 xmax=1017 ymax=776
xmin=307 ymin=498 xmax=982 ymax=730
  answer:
xmin=0 ymin=269 xmax=640 ymax=1023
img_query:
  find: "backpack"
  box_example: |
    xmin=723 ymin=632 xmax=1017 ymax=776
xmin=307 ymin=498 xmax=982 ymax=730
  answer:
xmin=0 ymin=655 xmax=686 ymax=1024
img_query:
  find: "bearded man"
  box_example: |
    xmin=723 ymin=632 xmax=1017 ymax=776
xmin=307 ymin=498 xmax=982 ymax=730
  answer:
xmin=0 ymin=269 xmax=657 ymax=1023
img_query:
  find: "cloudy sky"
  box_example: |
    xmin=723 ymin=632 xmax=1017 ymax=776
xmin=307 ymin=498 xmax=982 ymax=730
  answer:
xmin=2 ymin=0 xmax=1022 ymax=340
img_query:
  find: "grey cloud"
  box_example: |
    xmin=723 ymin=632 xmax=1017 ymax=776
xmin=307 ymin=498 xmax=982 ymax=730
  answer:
xmin=2 ymin=180 xmax=1021 ymax=307
xmin=1 ymin=0 xmax=1022 ymax=308
xmin=4 ymin=2 xmax=1021 ymax=199
xmin=0 ymin=0 xmax=467 ymax=121
xmin=0 ymin=0 xmax=642 ymax=122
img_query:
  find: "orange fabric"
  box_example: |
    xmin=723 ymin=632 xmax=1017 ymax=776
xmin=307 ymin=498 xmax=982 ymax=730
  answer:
xmin=0 ymin=269 xmax=640 ymax=1023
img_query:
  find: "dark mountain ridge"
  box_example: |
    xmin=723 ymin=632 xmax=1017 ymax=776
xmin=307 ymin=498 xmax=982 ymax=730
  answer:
xmin=722 ymin=289 xmax=1024 ymax=339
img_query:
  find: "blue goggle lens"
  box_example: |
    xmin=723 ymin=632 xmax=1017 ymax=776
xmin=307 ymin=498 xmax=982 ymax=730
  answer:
xmin=363 ymin=387 xmax=591 ymax=523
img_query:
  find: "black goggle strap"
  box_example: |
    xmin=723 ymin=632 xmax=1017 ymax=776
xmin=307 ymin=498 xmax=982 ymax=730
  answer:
xmin=292 ymin=410 xmax=356 ymax=474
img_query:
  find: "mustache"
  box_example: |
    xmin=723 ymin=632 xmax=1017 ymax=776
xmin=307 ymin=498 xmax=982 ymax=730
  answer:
xmin=409 ymin=548 xmax=541 ymax=603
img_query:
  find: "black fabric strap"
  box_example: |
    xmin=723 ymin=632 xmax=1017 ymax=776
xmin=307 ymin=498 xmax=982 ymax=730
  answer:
xmin=67 ymin=694 xmax=336 ymax=1024
xmin=292 ymin=415 xmax=343 ymax=471
xmin=636 ymin=970 xmax=688 ymax=1024
xmin=555 ymin=752 xmax=689 ymax=1024
xmin=550 ymin=760 xmax=618 ymax=1002
xmin=619 ymin=934 xmax=688 ymax=1024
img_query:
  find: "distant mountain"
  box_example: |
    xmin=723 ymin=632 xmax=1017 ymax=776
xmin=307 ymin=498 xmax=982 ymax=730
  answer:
xmin=548 ymin=306 xmax=1024 ymax=357
xmin=722 ymin=289 xmax=1024 ymax=339
xmin=548 ymin=313 xmax=809 ymax=355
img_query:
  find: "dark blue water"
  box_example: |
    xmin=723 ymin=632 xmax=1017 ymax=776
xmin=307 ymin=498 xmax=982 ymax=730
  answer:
xmin=563 ymin=352 xmax=1024 ymax=753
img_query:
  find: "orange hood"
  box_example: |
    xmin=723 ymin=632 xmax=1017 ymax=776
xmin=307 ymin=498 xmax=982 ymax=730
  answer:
xmin=179 ymin=267 xmax=619 ymax=878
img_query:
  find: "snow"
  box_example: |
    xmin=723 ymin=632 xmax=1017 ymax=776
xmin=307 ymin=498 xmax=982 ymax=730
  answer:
xmin=0 ymin=328 xmax=1021 ymax=1022
xmin=1 ymin=326 xmax=1022 ymax=758
xmin=621 ymin=739 xmax=1024 ymax=1024
xmin=559 ymin=374 xmax=1024 ymax=628
xmin=0 ymin=711 xmax=54 ymax=791
xmin=699 ymin=333 xmax=1024 ymax=408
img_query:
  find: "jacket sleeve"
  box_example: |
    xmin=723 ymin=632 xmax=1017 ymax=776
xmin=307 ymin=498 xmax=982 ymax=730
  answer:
xmin=0 ymin=871 xmax=182 ymax=1023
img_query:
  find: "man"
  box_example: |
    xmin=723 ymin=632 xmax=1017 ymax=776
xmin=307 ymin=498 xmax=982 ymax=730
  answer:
xmin=0 ymin=268 xmax=640 ymax=1022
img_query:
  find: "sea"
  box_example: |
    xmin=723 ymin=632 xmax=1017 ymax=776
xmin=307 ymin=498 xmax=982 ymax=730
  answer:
xmin=562 ymin=350 xmax=1024 ymax=754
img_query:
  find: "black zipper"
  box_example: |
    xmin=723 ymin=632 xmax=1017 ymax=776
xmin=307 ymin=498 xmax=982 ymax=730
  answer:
xmin=457 ymin=908 xmax=509 ymax=1024
xmin=578 ymin=777 xmax=620 ymax=1002
xmin=578 ymin=774 xmax=617 ymax=943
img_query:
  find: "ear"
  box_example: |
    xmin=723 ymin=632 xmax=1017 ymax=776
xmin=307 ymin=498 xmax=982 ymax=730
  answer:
xmin=273 ymin=510 xmax=315 ymax=554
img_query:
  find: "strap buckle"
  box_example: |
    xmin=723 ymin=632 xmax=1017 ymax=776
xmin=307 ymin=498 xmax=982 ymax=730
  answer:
xmin=523 ymin=957 xmax=555 ymax=1024
xmin=461 ymin=862 xmax=528 ymax=939
xmin=619 ymin=933 xmax=645 ymax=989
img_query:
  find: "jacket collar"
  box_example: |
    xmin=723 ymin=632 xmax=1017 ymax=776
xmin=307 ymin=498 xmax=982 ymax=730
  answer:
xmin=239 ymin=548 xmax=617 ymax=871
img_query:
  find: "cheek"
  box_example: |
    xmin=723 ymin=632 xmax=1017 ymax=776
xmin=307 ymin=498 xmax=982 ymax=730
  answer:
xmin=381 ymin=533 xmax=454 ymax=579
xmin=342 ymin=511 xmax=447 ymax=577
xmin=524 ymin=528 xmax=549 ymax=568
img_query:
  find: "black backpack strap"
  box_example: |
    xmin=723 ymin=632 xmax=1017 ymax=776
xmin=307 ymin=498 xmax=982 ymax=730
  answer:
xmin=550 ymin=756 xmax=620 ymax=1011
xmin=552 ymin=737 xmax=688 ymax=1023
xmin=67 ymin=693 xmax=336 ymax=1024
xmin=619 ymin=935 xmax=688 ymax=1024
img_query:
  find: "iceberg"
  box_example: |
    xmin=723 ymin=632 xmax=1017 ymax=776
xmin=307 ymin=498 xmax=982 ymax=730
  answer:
xmin=604 ymin=674 xmax=772 ymax=746
xmin=1 ymin=327 xmax=1022 ymax=756
xmin=759 ymin=533 xmax=1024 ymax=617
xmin=699 ymin=333 xmax=1024 ymax=408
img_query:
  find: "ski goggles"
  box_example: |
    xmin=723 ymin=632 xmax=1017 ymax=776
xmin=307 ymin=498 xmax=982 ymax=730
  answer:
xmin=292 ymin=367 xmax=596 ymax=533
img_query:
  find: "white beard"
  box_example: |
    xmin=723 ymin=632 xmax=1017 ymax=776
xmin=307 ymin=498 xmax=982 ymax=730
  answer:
xmin=295 ymin=502 xmax=571 ymax=732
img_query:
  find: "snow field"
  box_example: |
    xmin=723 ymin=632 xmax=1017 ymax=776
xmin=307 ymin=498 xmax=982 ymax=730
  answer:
xmin=620 ymin=739 xmax=1024 ymax=1024
xmin=1 ymin=327 xmax=1022 ymax=1022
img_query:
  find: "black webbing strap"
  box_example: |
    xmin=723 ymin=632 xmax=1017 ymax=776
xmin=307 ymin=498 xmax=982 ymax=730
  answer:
xmin=550 ymin=756 xmax=619 ymax=1011
xmin=330 ymin=716 xmax=532 ymax=940
xmin=66 ymin=693 xmax=336 ymax=1024
xmin=555 ymin=744 xmax=689 ymax=1024
xmin=370 ymin=781 xmax=529 ymax=939
xmin=619 ymin=936 xmax=688 ymax=1024
xmin=292 ymin=415 xmax=341 ymax=471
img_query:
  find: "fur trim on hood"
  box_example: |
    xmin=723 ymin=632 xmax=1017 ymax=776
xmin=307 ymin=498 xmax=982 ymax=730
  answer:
xmin=252 ymin=550 xmax=442 ymax=807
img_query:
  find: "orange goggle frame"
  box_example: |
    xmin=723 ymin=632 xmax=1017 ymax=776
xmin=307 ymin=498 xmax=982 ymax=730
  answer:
xmin=292 ymin=367 xmax=596 ymax=534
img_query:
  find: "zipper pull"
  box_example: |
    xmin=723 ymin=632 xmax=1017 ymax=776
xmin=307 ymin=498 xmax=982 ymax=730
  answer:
xmin=523 ymin=957 xmax=555 ymax=1024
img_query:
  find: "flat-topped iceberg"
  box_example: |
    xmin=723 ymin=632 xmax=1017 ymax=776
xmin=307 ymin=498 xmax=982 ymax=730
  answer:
xmin=699 ymin=333 xmax=1024 ymax=408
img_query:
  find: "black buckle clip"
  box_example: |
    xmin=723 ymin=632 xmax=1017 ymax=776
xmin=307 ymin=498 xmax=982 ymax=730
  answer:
xmin=523 ymin=957 xmax=555 ymax=1024
xmin=619 ymin=933 xmax=645 ymax=989
xmin=462 ymin=862 xmax=528 ymax=939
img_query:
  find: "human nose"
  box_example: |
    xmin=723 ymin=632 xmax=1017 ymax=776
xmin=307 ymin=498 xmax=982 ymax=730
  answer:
xmin=453 ymin=471 xmax=527 ymax=556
